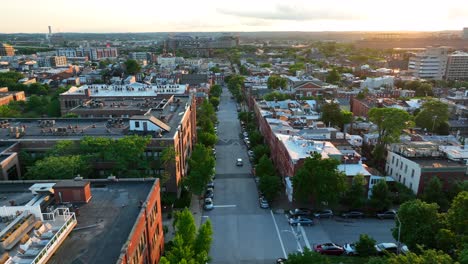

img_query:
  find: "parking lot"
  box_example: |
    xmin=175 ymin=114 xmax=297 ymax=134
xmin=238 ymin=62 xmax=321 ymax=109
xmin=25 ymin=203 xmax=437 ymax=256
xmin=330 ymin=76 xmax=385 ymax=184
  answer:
xmin=271 ymin=212 xmax=396 ymax=255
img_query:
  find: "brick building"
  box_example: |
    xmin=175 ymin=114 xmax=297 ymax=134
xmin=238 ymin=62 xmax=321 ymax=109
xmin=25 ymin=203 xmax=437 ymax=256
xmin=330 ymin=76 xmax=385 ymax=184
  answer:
xmin=0 ymin=87 xmax=26 ymax=106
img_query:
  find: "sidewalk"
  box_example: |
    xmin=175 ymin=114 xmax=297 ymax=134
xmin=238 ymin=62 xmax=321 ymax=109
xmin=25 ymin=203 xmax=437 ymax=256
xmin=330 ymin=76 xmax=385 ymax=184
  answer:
xmin=189 ymin=194 xmax=203 ymax=228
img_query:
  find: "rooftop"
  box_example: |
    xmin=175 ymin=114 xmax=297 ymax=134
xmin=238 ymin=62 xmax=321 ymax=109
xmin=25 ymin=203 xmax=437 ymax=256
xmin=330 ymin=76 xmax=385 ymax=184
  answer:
xmin=47 ymin=181 xmax=155 ymax=264
xmin=61 ymin=83 xmax=188 ymax=97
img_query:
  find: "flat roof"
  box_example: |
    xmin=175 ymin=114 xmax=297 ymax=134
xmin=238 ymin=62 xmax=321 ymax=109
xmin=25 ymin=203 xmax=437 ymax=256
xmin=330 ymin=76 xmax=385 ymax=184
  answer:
xmin=411 ymin=158 xmax=467 ymax=168
xmin=62 ymin=83 xmax=188 ymax=97
xmin=49 ymin=181 xmax=155 ymax=264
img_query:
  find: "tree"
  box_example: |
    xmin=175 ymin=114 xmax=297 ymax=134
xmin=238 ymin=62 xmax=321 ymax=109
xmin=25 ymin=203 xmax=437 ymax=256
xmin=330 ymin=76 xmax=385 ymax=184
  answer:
xmin=197 ymin=99 xmax=217 ymax=131
xmin=446 ymin=191 xmax=468 ymax=239
xmin=292 ymin=153 xmax=347 ymax=205
xmin=25 ymin=155 xmax=90 ymax=180
xmin=421 ymin=176 xmax=449 ymax=211
xmin=198 ymin=131 xmax=217 ymax=147
xmin=285 ymin=247 xmax=330 ymax=264
xmin=259 ymin=175 xmax=281 ymax=201
xmin=255 ymin=155 xmax=276 ymax=178
xmin=321 ymin=102 xmax=343 ymax=127
xmin=210 ymin=84 xmax=222 ymax=98
xmin=124 ymin=59 xmax=141 ymax=75
xmin=392 ymin=199 xmax=441 ymax=250
xmin=356 ymin=234 xmax=377 ymax=257
xmin=175 ymin=209 xmax=197 ymax=247
xmin=267 ymin=75 xmax=288 ymax=89
xmin=48 ymin=140 xmax=80 ymax=156
xmin=368 ymin=108 xmax=411 ymax=146
xmin=386 ymin=248 xmax=454 ymax=264
xmin=0 ymin=105 xmax=20 ymax=117
xmin=345 ymin=174 xmax=367 ymax=209
xmin=248 ymin=130 xmax=263 ymax=147
xmin=263 ymin=91 xmax=292 ymax=101
xmin=164 ymin=208 xmax=213 ymax=264
xmin=252 ymin=145 xmax=270 ymax=164
xmin=288 ymin=63 xmax=304 ymax=75
xmin=415 ymin=100 xmax=449 ymax=133
xmin=185 ymin=144 xmax=215 ymax=195
xmin=209 ymin=97 xmax=220 ymax=109
xmin=370 ymin=180 xmax=392 ymax=211
xmin=326 ymin=68 xmax=341 ymax=84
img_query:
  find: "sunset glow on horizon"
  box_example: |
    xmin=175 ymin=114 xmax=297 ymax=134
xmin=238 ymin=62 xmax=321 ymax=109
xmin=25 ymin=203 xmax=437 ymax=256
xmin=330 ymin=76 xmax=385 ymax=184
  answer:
xmin=1 ymin=0 xmax=467 ymax=33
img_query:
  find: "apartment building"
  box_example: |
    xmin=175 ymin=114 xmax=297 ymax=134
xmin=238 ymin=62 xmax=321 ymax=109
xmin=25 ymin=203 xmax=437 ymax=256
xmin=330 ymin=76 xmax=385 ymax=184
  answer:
xmin=0 ymin=44 xmax=15 ymax=56
xmin=49 ymin=56 xmax=68 ymax=67
xmin=408 ymin=47 xmax=449 ymax=80
xmin=0 ymin=179 xmax=164 ymax=264
xmin=446 ymin=51 xmax=468 ymax=81
xmin=386 ymin=142 xmax=466 ymax=194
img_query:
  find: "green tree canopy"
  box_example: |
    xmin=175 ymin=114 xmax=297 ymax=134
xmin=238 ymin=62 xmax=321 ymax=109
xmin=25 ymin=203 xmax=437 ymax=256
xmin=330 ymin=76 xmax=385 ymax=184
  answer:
xmin=210 ymin=84 xmax=222 ymax=98
xmin=421 ymin=176 xmax=449 ymax=211
xmin=124 ymin=59 xmax=141 ymax=75
xmin=345 ymin=174 xmax=367 ymax=209
xmin=267 ymin=75 xmax=288 ymax=89
xmin=370 ymin=180 xmax=392 ymax=211
xmin=252 ymin=145 xmax=270 ymax=164
xmin=446 ymin=191 xmax=468 ymax=239
xmin=392 ymin=199 xmax=441 ymax=251
xmin=285 ymin=247 xmax=330 ymax=264
xmin=259 ymin=175 xmax=281 ymax=202
xmin=326 ymin=68 xmax=341 ymax=84
xmin=25 ymin=155 xmax=91 ymax=180
xmin=368 ymin=108 xmax=411 ymax=145
xmin=292 ymin=153 xmax=347 ymax=205
xmin=185 ymin=144 xmax=215 ymax=195
xmin=386 ymin=248 xmax=454 ymax=264
xmin=415 ymin=100 xmax=449 ymax=133
xmin=356 ymin=234 xmax=377 ymax=257
xmin=255 ymin=155 xmax=276 ymax=178
xmin=209 ymin=97 xmax=220 ymax=109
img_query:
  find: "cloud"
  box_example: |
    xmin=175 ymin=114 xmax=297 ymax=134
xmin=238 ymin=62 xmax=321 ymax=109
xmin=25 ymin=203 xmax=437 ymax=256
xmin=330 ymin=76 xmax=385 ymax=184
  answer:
xmin=217 ymin=3 xmax=363 ymax=21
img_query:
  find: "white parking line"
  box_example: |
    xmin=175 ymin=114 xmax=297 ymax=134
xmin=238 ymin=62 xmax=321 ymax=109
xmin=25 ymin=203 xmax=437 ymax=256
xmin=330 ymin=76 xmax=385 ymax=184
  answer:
xmin=299 ymin=225 xmax=311 ymax=249
xmin=270 ymin=210 xmax=287 ymax=259
xmin=213 ymin=205 xmax=237 ymax=208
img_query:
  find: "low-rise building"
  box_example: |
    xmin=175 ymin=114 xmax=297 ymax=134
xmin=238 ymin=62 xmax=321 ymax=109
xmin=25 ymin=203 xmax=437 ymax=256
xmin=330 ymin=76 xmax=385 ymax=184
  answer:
xmin=0 ymin=87 xmax=26 ymax=106
xmin=386 ymin=142 xmax=467 ymax=194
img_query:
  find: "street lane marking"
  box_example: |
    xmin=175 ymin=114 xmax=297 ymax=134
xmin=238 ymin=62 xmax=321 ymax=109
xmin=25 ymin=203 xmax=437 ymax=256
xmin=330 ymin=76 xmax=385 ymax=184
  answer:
xmin=202 ymin=216 xmax=209 ymax=218
xmin=270 ymin=210 xmax=288 ymax=259
xmin=299 ymin=225 xmax=311 ymax=250
xmin=213 ymin=205 xmax=237 ymax=208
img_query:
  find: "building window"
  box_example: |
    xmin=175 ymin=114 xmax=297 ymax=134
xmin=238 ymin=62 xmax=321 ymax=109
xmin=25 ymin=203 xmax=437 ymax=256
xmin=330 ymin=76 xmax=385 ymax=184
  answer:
xmin=392 ymin=156 xmax=395 ymax=164
xmin=135 ymin=121 xmax=140 ymax=128
xmin=411 ymin=169 xmax=415 ymax=177
xmin=410 ymin=183 xmax=413 ymax=189
xmin=405 ymin=164 xmax=408 ymax=173
xmin=396 ymin=160 xmax=399 ymax=167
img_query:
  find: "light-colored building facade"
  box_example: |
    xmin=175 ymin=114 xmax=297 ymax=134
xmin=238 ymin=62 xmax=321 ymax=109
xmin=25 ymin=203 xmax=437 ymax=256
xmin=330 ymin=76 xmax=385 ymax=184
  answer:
xmin=408 ymin=47 xmax=449 ymax=80
xmin=0 ymin=44 xmax=15 ymax=56
xmin=360 ymin=76 xmax=394 ymax=89
xmin=446 ymin=51 xmax=468 ymax=81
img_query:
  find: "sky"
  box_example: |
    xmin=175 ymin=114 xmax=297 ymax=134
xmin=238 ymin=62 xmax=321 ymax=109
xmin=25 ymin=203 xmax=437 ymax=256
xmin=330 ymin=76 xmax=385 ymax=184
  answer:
xmin=1 ymin=0 xmax=467 ymax=33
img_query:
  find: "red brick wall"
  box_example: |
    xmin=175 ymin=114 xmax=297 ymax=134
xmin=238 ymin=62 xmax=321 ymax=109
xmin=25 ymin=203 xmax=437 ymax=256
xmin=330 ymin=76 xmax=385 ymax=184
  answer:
xmin=118 ymin=180 xmax=164 ymax=264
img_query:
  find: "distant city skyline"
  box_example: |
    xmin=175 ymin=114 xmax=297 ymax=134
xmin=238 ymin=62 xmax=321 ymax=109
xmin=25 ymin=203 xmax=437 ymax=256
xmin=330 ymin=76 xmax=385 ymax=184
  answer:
xmin=1 ymin=0 xmax=467 ymax=33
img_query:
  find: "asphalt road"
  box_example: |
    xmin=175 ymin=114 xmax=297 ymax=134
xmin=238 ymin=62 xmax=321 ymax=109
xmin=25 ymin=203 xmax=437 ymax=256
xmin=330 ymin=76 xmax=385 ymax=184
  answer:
xmin=205 ymin=87 xmax=396 ymax=263
xmin=205 ymin=86 xmax=284 ymax=264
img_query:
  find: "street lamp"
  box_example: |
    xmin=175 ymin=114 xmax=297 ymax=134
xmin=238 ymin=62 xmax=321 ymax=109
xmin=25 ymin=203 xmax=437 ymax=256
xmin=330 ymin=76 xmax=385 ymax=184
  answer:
xmin=395 ymin=213 xmax=402 ymax=255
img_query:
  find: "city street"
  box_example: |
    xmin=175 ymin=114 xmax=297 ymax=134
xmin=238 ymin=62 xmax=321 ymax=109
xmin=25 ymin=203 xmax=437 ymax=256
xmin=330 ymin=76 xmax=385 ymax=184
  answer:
xmin=204 ymin=86 xmax=285 ymax=264
xmin=205 ymin=86 xmax=396 ymax=263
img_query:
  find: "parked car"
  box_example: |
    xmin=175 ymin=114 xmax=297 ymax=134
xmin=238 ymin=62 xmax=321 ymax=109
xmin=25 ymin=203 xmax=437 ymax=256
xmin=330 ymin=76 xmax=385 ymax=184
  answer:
xmin=288 ymin=208 xmax=313 ymax=217
xmin=259 ymin=196 xmax=269 ymax=209
xmin=377 ymin=210 xmax=397 ymax=219
xmin=243 ymin=132 xmax=249 ymax=137
xmin=341 ymin=211 xmax=364 ymax=218
xmin=288 ymin=216 xmax=314 ymax=226
xmin=314 ymin=243 xmax=344 ymax=255
xmin=343 ymin=243 xmax=357 ymax=256
xmin=276 ymin=258 xmax=287 ymax=264
xmin=247 ymin=150 xmax=254 ymax=157
xmin=236 ymin=158 xmax=243 ymax=166
xmin=203 ymin=198 xmax=214 ymax=211
xmin=313 ymin=209 xmax=334 ymax=219
xmin=207 ymin=181 xmax=214 ymax=189
xmin=375 ymin=243 xmax=409 ymax=255
xmin=204 ymin=188 xmax=214 ymax=199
